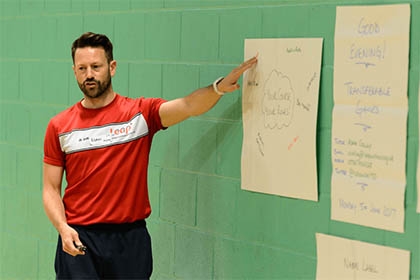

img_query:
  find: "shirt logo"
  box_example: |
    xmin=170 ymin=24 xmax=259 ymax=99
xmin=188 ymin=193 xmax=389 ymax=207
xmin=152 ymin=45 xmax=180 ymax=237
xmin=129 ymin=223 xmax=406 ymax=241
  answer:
xmin=59 ymin=113 xmax=148 ymax=154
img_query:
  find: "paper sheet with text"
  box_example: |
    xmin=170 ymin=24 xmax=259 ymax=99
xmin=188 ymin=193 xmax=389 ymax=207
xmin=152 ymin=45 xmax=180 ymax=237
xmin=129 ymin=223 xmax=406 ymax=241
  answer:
xmin=417 ymin=81 xmax=420 ymax=213
xmin=316 ymin=233 xmax=410 ymax=280
xmin=241 ymin=38 xmax=323 ymax=201
xmin=331 ymin=4 xmax=410 ymax=232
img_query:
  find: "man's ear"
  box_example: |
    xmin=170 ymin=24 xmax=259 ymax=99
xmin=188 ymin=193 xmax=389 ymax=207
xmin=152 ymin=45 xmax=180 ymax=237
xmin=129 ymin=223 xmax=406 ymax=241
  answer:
xmin=110 ymin=60 xmax=117 ymax=77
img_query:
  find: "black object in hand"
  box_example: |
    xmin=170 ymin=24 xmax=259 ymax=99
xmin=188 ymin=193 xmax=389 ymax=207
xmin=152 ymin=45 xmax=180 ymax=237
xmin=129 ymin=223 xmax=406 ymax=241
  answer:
xmin=76 ymin=244 xmax=87 ymax=252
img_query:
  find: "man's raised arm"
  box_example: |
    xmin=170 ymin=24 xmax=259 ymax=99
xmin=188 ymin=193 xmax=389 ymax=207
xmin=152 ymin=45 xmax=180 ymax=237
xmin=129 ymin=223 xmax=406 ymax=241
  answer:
xmin=159 ymin=55 xmax=258 ymax=127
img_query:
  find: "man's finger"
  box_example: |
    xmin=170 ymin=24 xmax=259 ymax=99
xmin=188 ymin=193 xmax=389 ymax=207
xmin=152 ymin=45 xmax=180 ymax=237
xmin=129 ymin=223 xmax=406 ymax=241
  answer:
xmin=71 ymin=230 xmax=86 ymax=254
xmin=243 ymin=56 xmax=258 ymax=68
xmin=72 ymin=241 xmax=86 ymax=255
xmin=235 ymin=56 xmax=258 ymax=75
xmin=62 ymin=239 xmax=86 ymax=256
xmin=62 ymin=240 xmax=79 ymax=256
xmin=243 ymin=55 xmax=258 ymax=65
xmin=75 ymin=243 xmax=87 ymax=253
xmin=219 ymin=55 xmax=258 ymax=93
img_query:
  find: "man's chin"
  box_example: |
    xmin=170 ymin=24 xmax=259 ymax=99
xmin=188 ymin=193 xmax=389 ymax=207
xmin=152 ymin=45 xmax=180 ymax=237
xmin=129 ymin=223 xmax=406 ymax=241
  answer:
xmin=83 ymin=90 xmax=103 ymax=99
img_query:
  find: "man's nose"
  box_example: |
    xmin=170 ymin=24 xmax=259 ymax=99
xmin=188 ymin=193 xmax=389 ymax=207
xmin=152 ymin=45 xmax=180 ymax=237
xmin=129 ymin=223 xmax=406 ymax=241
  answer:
xmin=86 ymin=67 xmax=94 ymax=79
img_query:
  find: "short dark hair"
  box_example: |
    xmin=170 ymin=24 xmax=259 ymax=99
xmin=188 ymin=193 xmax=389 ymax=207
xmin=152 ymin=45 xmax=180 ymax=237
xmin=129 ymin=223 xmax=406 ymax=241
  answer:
xmin=71 ymin=32 xmax=113 ymax=63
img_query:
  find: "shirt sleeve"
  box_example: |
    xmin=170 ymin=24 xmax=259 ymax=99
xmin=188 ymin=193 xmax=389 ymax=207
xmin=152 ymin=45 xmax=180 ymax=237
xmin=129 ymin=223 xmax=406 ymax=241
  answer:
xmin=146 ymin=98 xmax=168 ymax=133
xmin=43 ymin=119 xmax=65 ymax=167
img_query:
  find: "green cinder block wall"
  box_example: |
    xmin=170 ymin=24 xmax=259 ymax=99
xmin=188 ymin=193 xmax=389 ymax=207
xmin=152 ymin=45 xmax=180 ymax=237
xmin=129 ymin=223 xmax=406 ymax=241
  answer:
xmin=1 ymin=0 xmax=419 ymax=279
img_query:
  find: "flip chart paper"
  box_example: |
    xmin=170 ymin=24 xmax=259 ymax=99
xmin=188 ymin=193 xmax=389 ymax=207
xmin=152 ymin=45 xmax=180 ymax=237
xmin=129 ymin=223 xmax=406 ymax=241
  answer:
xmin=241 ymin=38 xmax=323 ymax=201
xmin=316 ymin=233 xmax=410 ymax=280
xmin=418 ymin=81 xmax=420 ymax=213
xmin=331 ymin=4 xmax=410 ymax=232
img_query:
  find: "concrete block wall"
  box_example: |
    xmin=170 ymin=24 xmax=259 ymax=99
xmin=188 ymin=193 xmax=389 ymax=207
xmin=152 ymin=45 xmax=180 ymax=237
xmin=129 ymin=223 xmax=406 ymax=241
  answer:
xmin=1 ymin=0 xmax=419 ymax=279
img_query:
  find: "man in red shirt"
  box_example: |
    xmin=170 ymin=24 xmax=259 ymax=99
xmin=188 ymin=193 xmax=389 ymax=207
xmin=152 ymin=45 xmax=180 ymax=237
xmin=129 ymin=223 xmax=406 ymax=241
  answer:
xmin=43 ymin=32 xmax=257 ymax=279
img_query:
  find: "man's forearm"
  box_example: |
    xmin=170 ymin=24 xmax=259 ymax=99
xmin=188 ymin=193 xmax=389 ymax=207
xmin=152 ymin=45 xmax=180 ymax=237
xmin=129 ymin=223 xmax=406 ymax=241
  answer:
xmin=159 ymin=84 xmax=222 ymax=127
xmin=43 ymin=186 xmax=68 ymax=233
xmin=159 ymin=55 xmax=257 ymax=127
xmin=185 ymin=84 xmax=222 ymax=117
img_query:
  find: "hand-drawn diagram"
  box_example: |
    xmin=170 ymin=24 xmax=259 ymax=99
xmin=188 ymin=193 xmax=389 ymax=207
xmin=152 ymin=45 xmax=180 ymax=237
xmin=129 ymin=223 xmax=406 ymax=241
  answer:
xmin=262 ymin=70 xmax=294 ymax=130
xmin=241 ymin=38 xmax=323 ymax=201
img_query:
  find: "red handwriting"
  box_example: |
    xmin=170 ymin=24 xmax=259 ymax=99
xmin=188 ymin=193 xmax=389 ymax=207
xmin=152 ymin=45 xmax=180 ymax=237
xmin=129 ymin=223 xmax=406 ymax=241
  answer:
xmin=288 ymin=136 xmax=299 ymax=150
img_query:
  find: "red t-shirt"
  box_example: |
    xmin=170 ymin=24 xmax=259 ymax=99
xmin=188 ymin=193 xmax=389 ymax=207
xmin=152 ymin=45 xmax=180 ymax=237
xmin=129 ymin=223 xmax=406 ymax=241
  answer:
xmin=44 ymin=94 xmax=167 ymax=225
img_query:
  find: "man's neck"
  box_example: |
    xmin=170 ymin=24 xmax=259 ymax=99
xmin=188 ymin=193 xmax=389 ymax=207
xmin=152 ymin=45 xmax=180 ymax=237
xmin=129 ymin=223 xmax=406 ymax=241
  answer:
xmin=81 ymin=90 xmax=116 ymax=109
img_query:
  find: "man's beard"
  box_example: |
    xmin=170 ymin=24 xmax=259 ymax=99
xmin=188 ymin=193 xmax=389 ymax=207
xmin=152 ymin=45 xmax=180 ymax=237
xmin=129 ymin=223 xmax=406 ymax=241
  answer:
xmin=79 ymin=74 xmax=112 ymax=99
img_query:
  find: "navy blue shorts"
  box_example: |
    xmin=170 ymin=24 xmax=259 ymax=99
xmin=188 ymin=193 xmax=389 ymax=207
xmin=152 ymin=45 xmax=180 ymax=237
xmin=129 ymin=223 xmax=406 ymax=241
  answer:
xmin=55 ymin=220 xmax=152 ymax=280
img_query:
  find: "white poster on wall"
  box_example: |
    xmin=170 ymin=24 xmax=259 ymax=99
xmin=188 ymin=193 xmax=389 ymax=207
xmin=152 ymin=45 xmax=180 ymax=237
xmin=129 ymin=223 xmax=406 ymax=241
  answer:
xmin=241 ymin=38 xmax=323 ymax=201
xmin=316 ymin=233 xmax=410 ymax=280
xmin=417 ymin=81 xmax=420 ymax=213
xmin=331 ymin=4 xmax=410 ymax=232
